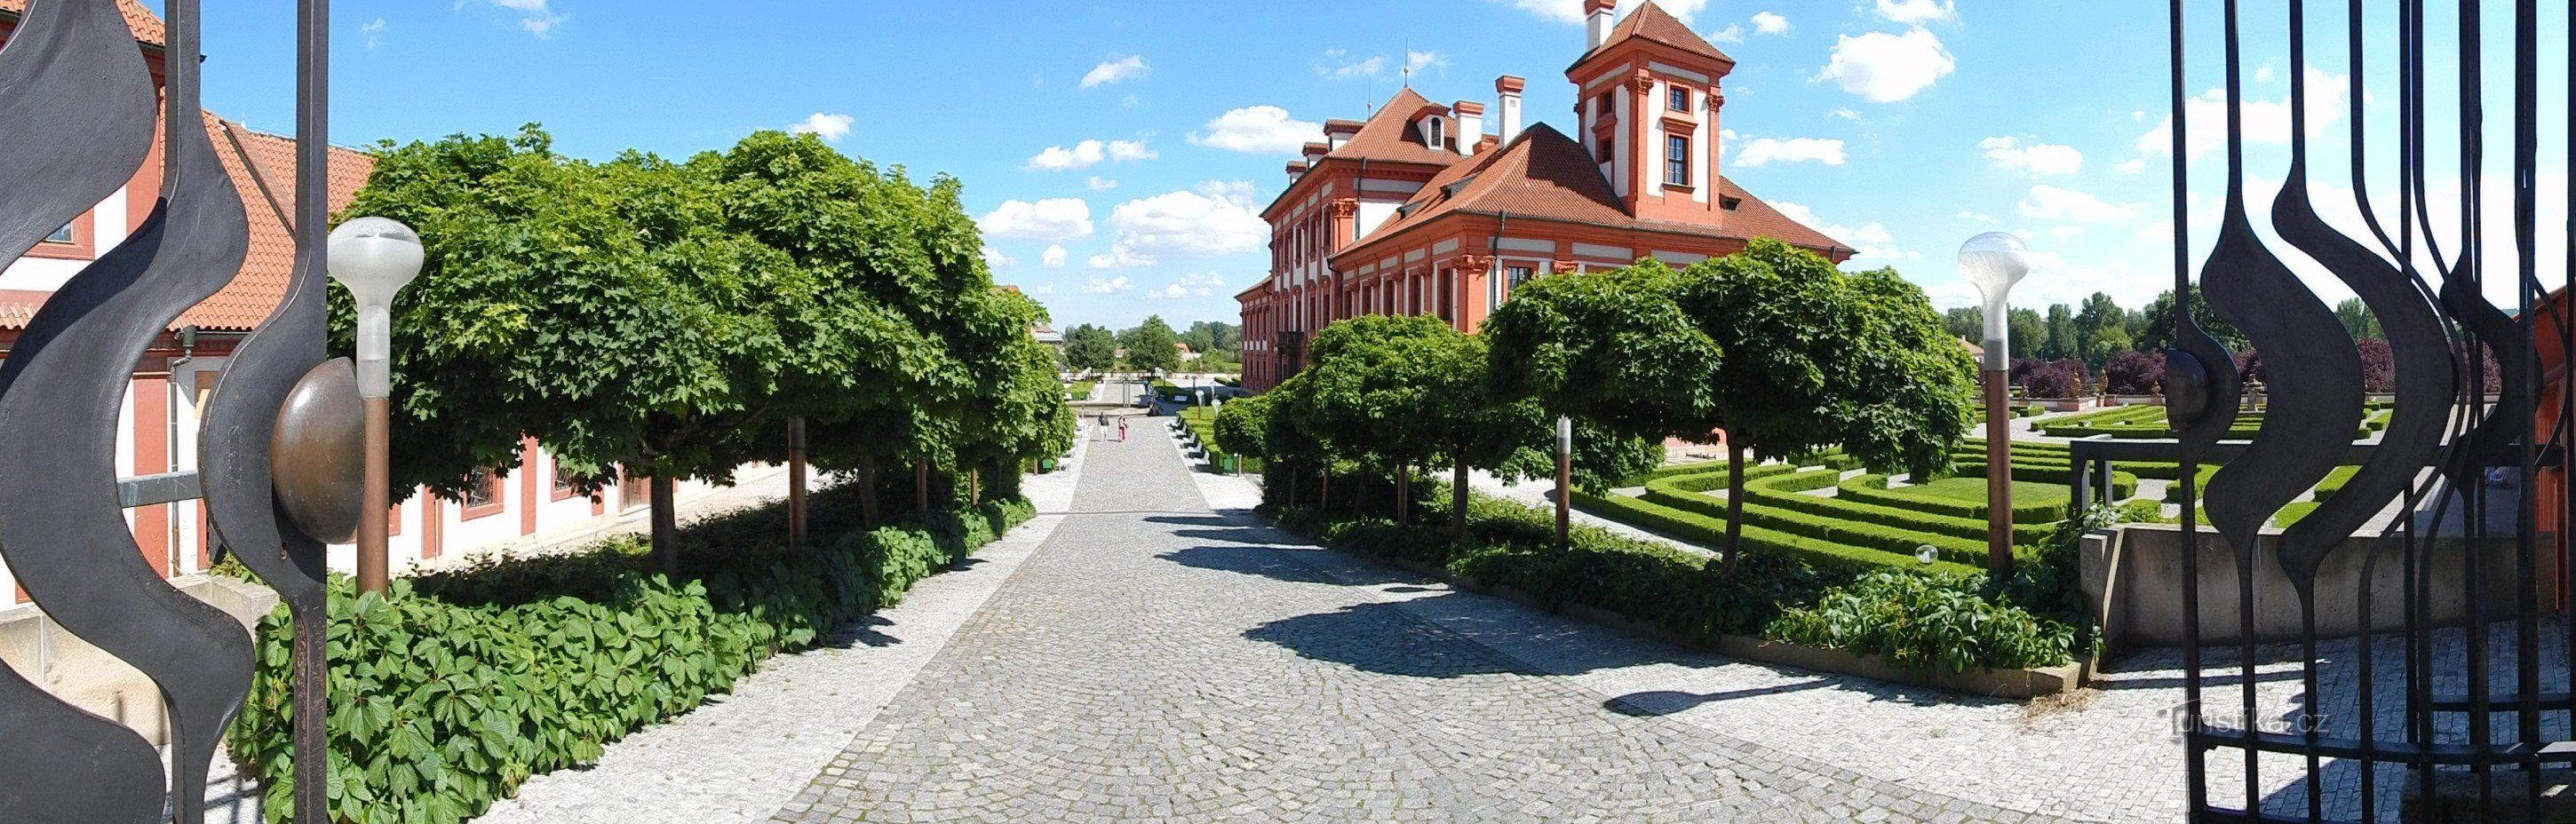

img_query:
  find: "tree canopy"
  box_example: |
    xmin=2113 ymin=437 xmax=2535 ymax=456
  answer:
xmin=1062 ymin=323 xmax=1117 ymax=371
xmin=337 ymin=125 xmax=1072 ymax=568
xmin=1119 ymin=315 xmax=1181 ymax=375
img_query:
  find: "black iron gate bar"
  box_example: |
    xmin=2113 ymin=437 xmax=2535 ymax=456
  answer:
xmin=2167 ymin=0 xmax=2574 ymax=822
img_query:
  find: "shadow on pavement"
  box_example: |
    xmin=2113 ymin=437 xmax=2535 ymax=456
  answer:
xmin=1239 ymin=596 xmax=1547 ymax=679
xmin=1604 ymin=681 xmax=1836 ymax=717
xmin=1158 ymin=544 xmax=1417 ymax=587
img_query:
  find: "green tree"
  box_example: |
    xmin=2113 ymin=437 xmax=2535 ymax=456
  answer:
xmin=340 ymin=127 xmax=813 ymax=572
xmin=2041 ymin=304 xmax=2078 ymax=360
xmin=1062 ymin=323 xmax=1117 ymax=370
xmin=1179 ymin=320 xmax=1239 ymax=355
xmin=1674 ymin=241 xmax=1974 ymax=572
xmin=2006 ymin=307 xmax=2044 ymax=360
xmin=2334 ymin=297 xmax=2383 ymax=340
xmin=1483 ymin=262 xmax=1722 ymax=442
xmin=1942 ymin=306 xmax=1984 ymax=343
xmin=1120 ymin=315 xmax=1181 ymax=376
xmin=2135 ymin=288 xmax=2251 ymax=353
xmin=1297 ymin=315 xmax=1545 ymax=532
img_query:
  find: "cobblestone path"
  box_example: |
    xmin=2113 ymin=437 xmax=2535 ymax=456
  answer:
xmin=773 ymin=424 xmax=2065 ymax=823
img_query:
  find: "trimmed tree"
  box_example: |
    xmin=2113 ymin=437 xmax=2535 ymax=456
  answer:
xmin=1062 ymin=323 xmax=1117 ymax=371
xmin=1120 ymin=315 xmax=1181 ymax=376
xmin=1296 ymin=315 xmax=1545 ymax=532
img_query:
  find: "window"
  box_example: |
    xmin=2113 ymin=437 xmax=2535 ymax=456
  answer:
xmin=1508 ymin=265 xmax=1535 ymax=289
xmin=44 ymin=223 xmax=73 ymax=243
xmin=1668 ymin=86 xmax=1690 ymax=112
xmin=1424 ymin=116 xmax=1445 ymax=149
xmin=551 ymin=457 xmax=579 ymax=501
xmin=1666 ymin=135 xmax=1691 ymax=186
xmin=1597 ymin=138 xmax=1614 ymax=160
xmin=459 ymin=467 xmax=505 ymax=519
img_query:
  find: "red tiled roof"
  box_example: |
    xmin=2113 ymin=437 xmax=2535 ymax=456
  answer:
xmin=0 ymin=115 xmax=377 ymax=331
xmin=1321 ymin=87 xmax=1459 ymax=165
xmin=1332 ymin=123 xmax=1840 ymax=263
xmin=0 ymin=0 xmax=166 ymax=47
xmin=1572 ymin=0 xmax=1732 ymax=70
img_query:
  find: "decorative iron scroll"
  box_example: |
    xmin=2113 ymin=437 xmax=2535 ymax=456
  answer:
xmin=0 ymin=0 xmax=338 ymax=820
xmin=2170 ymin=0 xmax=2572 ymax=820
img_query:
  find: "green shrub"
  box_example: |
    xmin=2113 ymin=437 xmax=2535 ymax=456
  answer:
xmin=1767 ymin=571 xmax=2076 ymax=673
xmin=1945 ymin=462 xmax=2140 ymax=502
xmin=1652 ymin=462 xmax=1795 ymax=492
xmin=225 ymin=488 xmax=1033 ymax=824
xmin=1728 ymin=469 xmax=2058 ymax=546
xmin=1570 ymin=491 xmax=1979 ymax=576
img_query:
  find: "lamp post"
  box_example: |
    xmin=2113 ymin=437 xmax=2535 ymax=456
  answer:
xmin=1960 ymin=231 xmax=2031 ymax=577
xmin=328 ymin=216 xmax=424 ymax=596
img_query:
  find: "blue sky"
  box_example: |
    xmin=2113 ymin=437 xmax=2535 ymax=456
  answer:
xmin=184 ymin=1 xmax=2569 ymax=333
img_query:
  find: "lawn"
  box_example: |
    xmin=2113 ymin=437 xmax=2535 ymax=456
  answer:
xmin=1906 ymin=477 xmax=2067 ymax=506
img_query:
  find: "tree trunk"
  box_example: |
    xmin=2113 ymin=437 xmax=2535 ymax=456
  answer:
xmin=859 ymin=454 xmax=881 ymax=529
xmin=1319 ymin=469 xmax=1332 ymax=511
xmin=1289 ymin=469 xmax=1301 ymax=511
xmin=1719 ymin=439 xmax=1748 ymax=575
xmin=1395 ymin=465 xmax=1411 ymax=527
xmin=787 ymin=416 xmax=807 ymax=549
xmin=1451 ymin=463 xmax=1468 ymax=537
xmin=915 ymin=459 xmax=931 ymax=518
xmin=970 ymin=468 xmax=981 ymax=507
xmin=651 ymin=474 xmax=680 ymax=577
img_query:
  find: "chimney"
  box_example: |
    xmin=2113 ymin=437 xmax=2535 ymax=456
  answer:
xmin=1495 ymin=75 xmax=1525 ymax=142
xmin=1451 ymin=101 xmax=1484 ymax=158
xmin=1585 ymin=0 xmax=1618 ymax=51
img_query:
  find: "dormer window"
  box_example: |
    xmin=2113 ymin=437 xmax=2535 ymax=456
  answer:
xmin=1423 ymin=116 xmax=1445 ymax=150
xmin=43 ymin=223 xmax=72 ymax=244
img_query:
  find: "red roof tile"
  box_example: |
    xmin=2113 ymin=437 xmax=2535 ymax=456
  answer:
xmin=1332 ymin=123 xmax=1840 ymax=263
xmin=1321 ymin=87 xmax=1460 ymax=165
xmin=0 ymin=0 xmax=166 ymax=47
xmin=1572 ymin=1 xmax=1732 ymax=70
xmin=0 ymin=115 xmax=376 ymax=331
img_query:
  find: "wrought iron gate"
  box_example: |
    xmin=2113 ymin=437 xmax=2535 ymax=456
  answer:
xmin=0 ymin=0 xmax=341 ymax=820
xmin=2168 ymin=0 xmax=2575 ymax=820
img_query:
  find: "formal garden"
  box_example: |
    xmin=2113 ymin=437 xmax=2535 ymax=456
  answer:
xmin=1205 ymin=241 xmax=2404 ymax=685
xmin=216 ymin=127 xmax=1077 ymax=824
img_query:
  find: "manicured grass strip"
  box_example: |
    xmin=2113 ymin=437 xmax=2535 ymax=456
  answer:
xmin=1836 ymin=475 xmax=2068 ymax=521
xmin=1570 ymin=490 xmax=1978 ymax=576
xmin=1653 ymin=463 xmax=1797 ymax=492
xmin=1178 ymin=407 xmax=1262 ymax=473
xmin=1730 ymin=469 xmax=2060 ymax=546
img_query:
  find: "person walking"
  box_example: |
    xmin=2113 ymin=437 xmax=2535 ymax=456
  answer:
xmin=1117 ymin=417 xmax=1128 ymax=442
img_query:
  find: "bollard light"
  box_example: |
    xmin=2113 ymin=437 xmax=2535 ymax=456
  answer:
xmin=328 ymin=216 xmax=422 ymax=597
xmin=1959 ymin=231 xmax=2031 ymax=578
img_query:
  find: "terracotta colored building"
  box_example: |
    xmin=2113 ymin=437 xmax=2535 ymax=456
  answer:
xmin=1237 ymin=0 xmax=1849 ymax=392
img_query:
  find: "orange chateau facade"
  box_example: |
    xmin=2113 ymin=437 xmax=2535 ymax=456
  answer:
xmin=1236 ymin=0 xmax=1850 ymax=392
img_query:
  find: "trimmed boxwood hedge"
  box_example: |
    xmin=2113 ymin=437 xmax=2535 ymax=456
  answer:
xmin=1721 ymin=469 xmax=2059 ymax=547
xmin=1568 ymin=490 xmax=1978 ymax=576
xmin=1654 ymin=462 xmax=1796 ymax=492
xmin=1637 ymin=473 xmax=1986 ymax=566
xmin=224 ymin=483 xmax=1034 ymax=824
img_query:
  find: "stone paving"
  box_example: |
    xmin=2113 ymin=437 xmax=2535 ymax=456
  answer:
xmin=772 ymin=421 xmax=2070 ymax=823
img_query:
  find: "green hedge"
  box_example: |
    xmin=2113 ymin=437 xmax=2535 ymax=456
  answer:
xmin=1566 ymin=491 xmax=1977 ymax=576
xmin=1946 ymin=462 xmax=2141 ymax=502
xmin=1652 ymin=462 xmax=1796 ymax=492
xmin=1725 ymin=469 xmax=2058 ymax=546
xmin=1177 ymin=407 xmax=1260 ymax=473
xmin=225 ymin=487 xmax=1035 ymax=824
xmin=1769 ymin=570 xmax=2074 ymax=672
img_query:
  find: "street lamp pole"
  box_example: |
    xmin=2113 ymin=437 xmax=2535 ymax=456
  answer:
xmin=1960 ymin=232 xmax=2031 ymax=577
xmin=1554 ymin=416 xmax=1572 ymax=547
xmin=329 ymin=217 xmax=424 ymax=597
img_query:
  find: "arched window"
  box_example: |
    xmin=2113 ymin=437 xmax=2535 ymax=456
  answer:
xmin=1424 ymin=116 xmax=1445 ymax=149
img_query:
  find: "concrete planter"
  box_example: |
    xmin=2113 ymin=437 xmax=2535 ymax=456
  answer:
xmin=2081 ymin=524 xmax=2556 ymax=652
xmin=0 ymin=575 xmax=277 ymax=746
xmin=1374 ymin=557 xmax=2079 ymax=700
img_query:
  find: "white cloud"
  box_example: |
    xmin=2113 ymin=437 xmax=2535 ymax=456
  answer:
xmin=1028 ymin=282 xmax=1056 ymax=296
xmin=1751 ymin=11 xmax=1790 ymax=33
xmin=1319 ymin=50 xmax=1386 ymax=79
xmin=1189 ymin=106 xmax=1323 ymax=154
xmin=1736 ymin=137 xmax=1846 ymax=167
xmin=473 ymin=0 xmax=567 ymax=37
xmin=1081 ymin=55 xmax=1149 ymax=89
xmin=982 ymin=249 xmax=1015 ymax=268
xmin=1771 ymin=201 xmax=1822 ymax=227
xmin=1150 ymin=273 xmax=1230 ymax=300
xmin=360 ymin=18 xmax=386 ymax=48
xmin=1958 ymin=211 xmax=1997 ymax=223
xmin=2254 ymin=65 xmax=2278 ymax=83
xmin=1042 ymin=244 xmax=1069 ymax=268
xmin=1817 ymin=28 xmax=1954 ymax=103
xmin=1872 ymin=0 xmax=1956 ymax=24
xmin=1707 ymin=24 xmax=1744 ymax=43
xmin=2016 ymin=185 xmax=2143 ymax=222
xmin=1082 ymin=275 xmax=1133 ymax=295
xmin=1977 ymin=136 xmax=2083 ymax=177
xmin=2046 ymin=226 xmax=2087 ymax=242
xmin=1086 ymin=176 xmax=1119 ymax=191
xmin=1774 ymin=202 xmax=1902 ymax=263
xmin=2115 ymin=158 xmax=2149 ymax=175
xmin=2136 ymin=67 xmax=2349 ymax=158
xmin=1091 ymin=181 xmax=1268 ymax=267
xmin=1826 ymin=107 xmax=1862 ymax=121
xmin=789 ymin=113 xmax=855 ymax=142
xmin=1023 ymin=138 xmax=1157 ymax=171
xmin=977 ymin=198 xmax=1094 ymax=242
xmin=1406 ymin=50 xmax=1449 ymax=75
